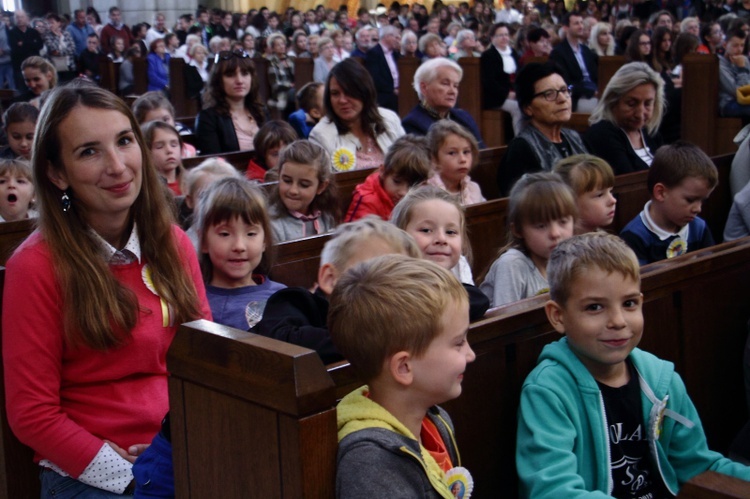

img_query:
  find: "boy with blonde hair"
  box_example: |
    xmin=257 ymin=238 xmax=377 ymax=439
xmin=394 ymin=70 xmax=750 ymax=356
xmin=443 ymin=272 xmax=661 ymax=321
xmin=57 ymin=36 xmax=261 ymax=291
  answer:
xmin=620 ymin=141 xmax=717 ymax=264
xmin=329 ymin=254 xmax=475 ymax=498
xmin=253 ymin=218 xmax=421 ymax=364
xmin=517 ymin=233 xmax=750 ymax=498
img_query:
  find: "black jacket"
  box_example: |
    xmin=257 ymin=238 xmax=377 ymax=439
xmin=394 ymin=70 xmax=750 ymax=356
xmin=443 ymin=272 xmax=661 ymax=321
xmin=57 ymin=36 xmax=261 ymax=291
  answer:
xmin=549 ymin=38 xmax=599 ymax=103
xmin=480 ymin=45 xmax=519 ymax=109
xmin=584 ymin=120 xmax=663 ymax=175
xmin=194 ymin=107 xmax=239 ymax=155
xmin=365 ymin=43 xmax=399 ymax=112
xmin=9 ymin=26 xmax=43 ymax=70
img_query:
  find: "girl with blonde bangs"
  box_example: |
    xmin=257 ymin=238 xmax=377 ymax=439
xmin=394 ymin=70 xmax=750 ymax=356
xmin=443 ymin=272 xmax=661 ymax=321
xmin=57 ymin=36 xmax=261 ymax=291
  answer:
xmin=4 ymin=81 xmax=210 ymax=495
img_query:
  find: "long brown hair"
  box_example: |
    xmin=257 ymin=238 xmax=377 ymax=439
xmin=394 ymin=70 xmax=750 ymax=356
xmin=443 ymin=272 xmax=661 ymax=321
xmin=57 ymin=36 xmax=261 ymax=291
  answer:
xmin=202 ymin=53 xmax=265 ymax=125
xmin=33 ymin=81 xmax=202 ymax=350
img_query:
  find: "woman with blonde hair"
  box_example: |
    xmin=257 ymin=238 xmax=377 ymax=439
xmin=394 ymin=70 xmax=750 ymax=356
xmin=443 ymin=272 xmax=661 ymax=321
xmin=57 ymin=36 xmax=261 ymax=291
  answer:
xmin=589 ymin=22 xmax=614 ymax=56
xmin=585 ymin=62 xmax=665 ymax=174
xmin=3 ymin=80 xmax=210 ymax=495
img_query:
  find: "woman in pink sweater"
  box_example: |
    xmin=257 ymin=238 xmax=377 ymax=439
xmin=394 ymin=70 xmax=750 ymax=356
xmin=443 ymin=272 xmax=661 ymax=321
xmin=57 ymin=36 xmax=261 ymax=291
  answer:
xmin=2 ymin=81 xmax=211 ymax=497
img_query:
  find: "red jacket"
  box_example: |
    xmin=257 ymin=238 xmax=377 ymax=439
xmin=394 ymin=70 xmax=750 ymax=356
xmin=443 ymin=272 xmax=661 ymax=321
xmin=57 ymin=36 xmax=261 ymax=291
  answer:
xmin=345 ymin=171 xmax=394 ymax=222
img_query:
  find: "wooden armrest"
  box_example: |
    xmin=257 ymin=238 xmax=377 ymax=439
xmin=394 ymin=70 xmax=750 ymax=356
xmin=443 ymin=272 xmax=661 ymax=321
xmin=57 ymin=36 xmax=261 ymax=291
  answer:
xmin=678 ymin=471 xmax=750 ymax=498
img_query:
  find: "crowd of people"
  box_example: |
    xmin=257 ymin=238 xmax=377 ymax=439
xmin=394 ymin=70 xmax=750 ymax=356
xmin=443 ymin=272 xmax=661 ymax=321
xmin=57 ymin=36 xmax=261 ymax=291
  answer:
xmin=3 ymin=0 xmax=750 ymax=497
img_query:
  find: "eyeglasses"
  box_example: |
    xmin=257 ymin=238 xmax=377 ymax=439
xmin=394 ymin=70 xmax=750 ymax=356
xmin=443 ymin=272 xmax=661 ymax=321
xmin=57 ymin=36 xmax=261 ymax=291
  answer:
xmin=639 ymin=41 xmax=652 ymax=46
xmin=532 ymin=85 xmax=573 ymax=101
xmin=214 ymin=49 xmax=250 ymax=64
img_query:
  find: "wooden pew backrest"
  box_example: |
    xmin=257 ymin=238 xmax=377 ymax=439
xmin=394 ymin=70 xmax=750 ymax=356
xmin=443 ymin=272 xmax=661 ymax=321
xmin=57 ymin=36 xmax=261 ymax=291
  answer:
xmin=168 ymin=319 xmax=337 ymax=498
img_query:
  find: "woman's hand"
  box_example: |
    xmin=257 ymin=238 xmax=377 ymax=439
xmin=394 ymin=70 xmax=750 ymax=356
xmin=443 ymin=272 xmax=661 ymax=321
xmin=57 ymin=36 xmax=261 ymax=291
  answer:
xmin=105 ymin=440 xmax=150 ymax=464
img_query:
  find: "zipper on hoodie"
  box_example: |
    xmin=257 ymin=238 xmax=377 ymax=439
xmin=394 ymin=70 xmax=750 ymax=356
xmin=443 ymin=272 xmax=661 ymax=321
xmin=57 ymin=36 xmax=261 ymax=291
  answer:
xmin=598 ymin=392 xmax=614 ymax=495
xmin=433 ymin=411 xmax=461 ymax=466
xmin=398 ymin=446 xmax=454 ymax=499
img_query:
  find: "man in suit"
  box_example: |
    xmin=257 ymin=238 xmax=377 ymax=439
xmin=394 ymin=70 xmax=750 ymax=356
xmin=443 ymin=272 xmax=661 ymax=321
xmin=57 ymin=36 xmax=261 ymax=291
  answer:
xmin=8 ymin=10 xmax=43 ymax=91
xmin=549 ymin=11 xmax=599 ymax=112
xmin=365 ymin=25 xmax=400 ymax=112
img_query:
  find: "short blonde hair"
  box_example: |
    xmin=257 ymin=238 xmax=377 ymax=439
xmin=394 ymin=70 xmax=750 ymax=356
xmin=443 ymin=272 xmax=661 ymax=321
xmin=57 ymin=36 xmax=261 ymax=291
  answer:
xmin=554 ymin=154 xmax=615 ymax=196
xmin=320 ymin=216 xmax=421 ymax=270
xmin=548 ymin=232 xmax=640 ymax=306
xmin=329 ymin=254 xmax=468 ymax=381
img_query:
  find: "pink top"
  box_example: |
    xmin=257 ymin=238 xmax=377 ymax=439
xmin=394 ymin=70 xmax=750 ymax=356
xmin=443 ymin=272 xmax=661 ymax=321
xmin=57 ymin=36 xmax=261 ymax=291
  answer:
xmin=427 ymin=174 xmax=486 ymax=206
xmin=3 ymin=227 xmax=211 ymax=477
xmin=355 ymin=136 xmax=385 ymax=170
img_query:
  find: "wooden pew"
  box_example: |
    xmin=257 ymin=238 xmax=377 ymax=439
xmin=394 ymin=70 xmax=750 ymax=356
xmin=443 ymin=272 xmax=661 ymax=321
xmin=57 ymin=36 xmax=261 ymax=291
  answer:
xmin=473 ymin=146 xmax=506 ymax=201
xmin=682 ymin=54 xmax=742 ymax=157
xmin=0 ymin=219 xmax=35 ymax=266
xmin=295 ymin=57 xmax=314 ymax=89
xmin=458 ymin=57 xmax=482 ymax=133
xmin=169 ymin=57 xmax=199 ymax=119
xmin=168 ymin=320 xmax=337 ymax=498
xmin=132 ymin=57 xmax=148 ymax=96
xmin=597 ymin=55 xmax=626 ymax=91
xmin=99 ymin=56 xmax=119 ymax=96
xmin=0 ymin=266 xmax=41 ymax=499
xmin=170 ymin=236 xmax=750 ymax=498
xmin=397 ymin=56 xmax=420 ymax=118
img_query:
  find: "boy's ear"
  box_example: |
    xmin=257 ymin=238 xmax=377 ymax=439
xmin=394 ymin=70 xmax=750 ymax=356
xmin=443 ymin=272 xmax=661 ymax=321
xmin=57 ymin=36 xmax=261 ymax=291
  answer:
xmin=653 ymin=183 xmax=668 ymax=202
xmin=388 ymin=350 xmax=414 ymax=387
xmin=46 ymin=162 xmax=69 ymax=191
xmin=316 ymin=179 xmax=329 ymax=196
xmin=544 ymin=299 xmax=567 ymax=335
xmin=317 ymin=262 xmax=338 ymax=295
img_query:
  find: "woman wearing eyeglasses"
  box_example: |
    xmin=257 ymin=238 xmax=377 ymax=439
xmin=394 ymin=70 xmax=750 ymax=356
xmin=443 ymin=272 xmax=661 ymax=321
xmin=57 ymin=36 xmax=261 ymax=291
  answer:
xmin=497 ymin=62 xmax=588 ymax=196
xmin=194 ymin=50 xmax=266 ymax=155
xmin=584 ymin=62 xmax=665 ymax=175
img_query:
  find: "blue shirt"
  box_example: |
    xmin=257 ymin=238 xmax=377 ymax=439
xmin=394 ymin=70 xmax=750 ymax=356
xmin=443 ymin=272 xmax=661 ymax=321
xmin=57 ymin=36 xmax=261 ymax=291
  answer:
xmin=66 ymin=22 xmax=95 ymax=55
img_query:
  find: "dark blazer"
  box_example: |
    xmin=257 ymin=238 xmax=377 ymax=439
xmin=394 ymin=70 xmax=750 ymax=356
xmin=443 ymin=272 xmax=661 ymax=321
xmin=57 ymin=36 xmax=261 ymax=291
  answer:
xmin=194 ymin=107 xmax=239 ymax=154
xmin=480 ymin=45 xmax=519 ymax=109
xmin=401 ymin=104 xmax=487 ymax=149
xmin=365 ymin=43 xmax=399 ymax=112
xmin=549 ymin=38 xmax=599 ymax=103
xmin=8 ymin=27 xmax=43 ymax=71
xmin=584 ymin=120 xmax=664 ymax=175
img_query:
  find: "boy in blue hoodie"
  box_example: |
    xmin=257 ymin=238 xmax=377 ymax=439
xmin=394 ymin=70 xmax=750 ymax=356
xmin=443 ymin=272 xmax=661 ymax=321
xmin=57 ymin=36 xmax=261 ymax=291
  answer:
xmin=516 ymin=232 xmax=750 ymax=498
xmin=329 ymin=255 xmax=476 ymax=498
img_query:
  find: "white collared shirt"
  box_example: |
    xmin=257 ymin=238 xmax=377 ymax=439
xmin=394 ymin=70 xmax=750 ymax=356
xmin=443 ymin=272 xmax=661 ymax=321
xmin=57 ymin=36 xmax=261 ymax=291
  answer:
xmin=89 ymin=223 xmax=142 ymax=265
xmin=641 ymin=201 xmax=690 ymax=241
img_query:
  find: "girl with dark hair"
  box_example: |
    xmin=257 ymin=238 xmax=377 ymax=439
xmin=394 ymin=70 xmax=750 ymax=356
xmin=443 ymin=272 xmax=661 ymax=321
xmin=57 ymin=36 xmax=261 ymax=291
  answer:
xmin=309 ymin=58 xmax=405 ymax=171
xmin=194 ymin=50 xmax=266 ymax=154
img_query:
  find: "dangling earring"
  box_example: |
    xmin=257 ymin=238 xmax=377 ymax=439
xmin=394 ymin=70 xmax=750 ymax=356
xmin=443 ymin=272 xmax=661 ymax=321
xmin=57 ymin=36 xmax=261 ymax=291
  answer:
xmin=61 ymin=191 xmax=71 ymax=212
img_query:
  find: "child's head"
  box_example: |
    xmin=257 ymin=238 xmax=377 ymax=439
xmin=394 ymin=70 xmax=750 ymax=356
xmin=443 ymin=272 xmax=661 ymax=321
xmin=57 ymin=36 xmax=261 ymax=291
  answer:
xmin=391 ymin=185 xmax=469 ymax=270
xmin=131 ymin=91 xmax=177 ymax=126
xmin=194 ymin=177 xmax=273 ymax=286
xmin=3 ymin=103 xmax=39 ymax=160
xmin=427 ymin=121 xmax=479 ymax=190
xmin=273 ymin=140 xmax=338 ymax=219
xmin=329 ymin=254 xmax=475 ymax=400
xmin=380 ymin=134 xmax=432 ymax=205
xmin=0 ymin=158 xmax=34 ymax=222
xmin=506 ymin=172 xmax=577 ymax=262
xmin=253 ymin=120 xmax=298 ymax=170
xmin=296 ymin=81 xmax=325 ymax=121
xmin=554 ymin=154 xmax=617 ymax=233
xmin=318 ymin=216 xmax=422 ymax=295
xmin=142 ymin=120 xmax=183 ymax=182
xmin=112 ymin=36 xmax=125 ymax=54
xmin=183 ymin=158 xmax=241 ymax=211
xmin=545 ymin=233 xmax=643 ymax=382
xmin=647 ymin=141 xmax=718 ymax=231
